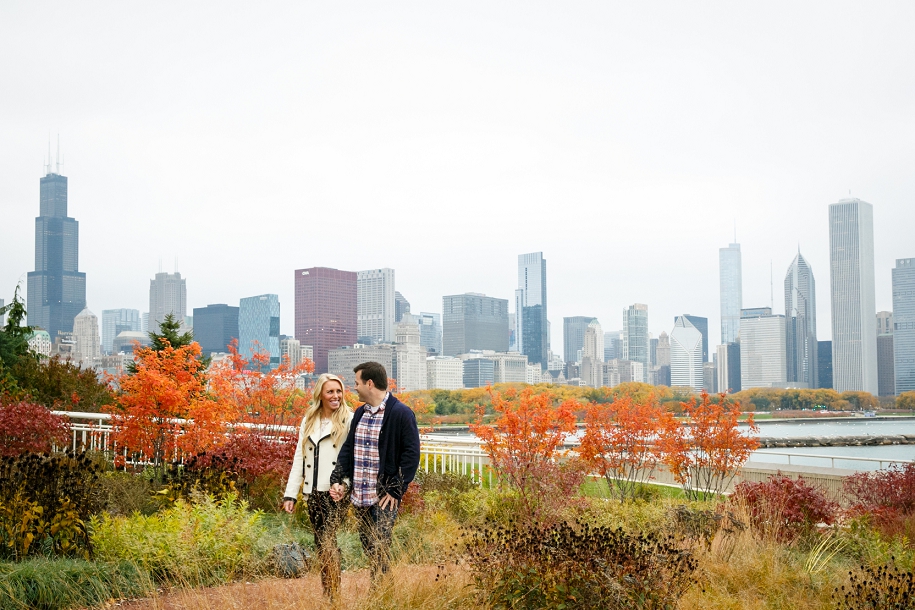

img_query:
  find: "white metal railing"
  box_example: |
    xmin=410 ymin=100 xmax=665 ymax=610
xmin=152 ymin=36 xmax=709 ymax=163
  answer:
xmin=749 ymin=450 xmax=913 ymax=471
xmin=55 ymin=413 xmax=912 ymax=484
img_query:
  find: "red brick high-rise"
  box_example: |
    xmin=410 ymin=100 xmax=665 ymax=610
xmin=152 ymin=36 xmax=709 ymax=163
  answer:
xmin=294 ymin=267 xmax=357 ymax=374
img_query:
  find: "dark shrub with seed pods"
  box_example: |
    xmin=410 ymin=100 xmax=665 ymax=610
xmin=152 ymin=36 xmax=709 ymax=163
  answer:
xmin=833 ymin=560 xmax=915 ymax=610
xmin=464 ymin=518 xmax=698 ymax=609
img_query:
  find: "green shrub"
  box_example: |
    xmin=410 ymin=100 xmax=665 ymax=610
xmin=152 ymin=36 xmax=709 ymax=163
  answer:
xmin=89 ymin=493 xmax=272 ymax=586
xmin=96 ymin=471 xmax=156 ymax=516
xmin=0 ymin=557 xmax=150 ymax=610
xmin=465 ymin=519 xmax=698 ymax=609
xmin=0 ymin=452 xmax=102 ymax=560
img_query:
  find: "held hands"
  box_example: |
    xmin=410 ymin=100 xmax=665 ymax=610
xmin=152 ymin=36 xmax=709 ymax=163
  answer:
xmin=378 ymin=493 xmax=399 ymax=511
xmin=329 ymin=483 xmax=347 ymax=502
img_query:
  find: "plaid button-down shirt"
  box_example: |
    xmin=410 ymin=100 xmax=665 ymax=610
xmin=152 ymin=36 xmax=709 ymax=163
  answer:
xmin=351 ymin=393 xmax=389 ymax=507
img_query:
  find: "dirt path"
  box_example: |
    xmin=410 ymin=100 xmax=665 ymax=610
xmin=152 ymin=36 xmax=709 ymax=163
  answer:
xmin=111 ymin=565 xmax=457 ymax=610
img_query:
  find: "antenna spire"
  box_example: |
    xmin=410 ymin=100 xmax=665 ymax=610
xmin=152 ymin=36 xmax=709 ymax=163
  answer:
xmin=55 ymin=134 xmax=60 ymax=174
xmin=770 ymin=260 xmax=774 ymax=310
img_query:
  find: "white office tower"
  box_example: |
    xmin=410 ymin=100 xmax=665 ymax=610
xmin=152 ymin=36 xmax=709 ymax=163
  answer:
xmin=670 ymin=316 xmax=704 ymax=391
xmin=149 ymin=272 xmax=187 ymax=333
xmin=719 ymin=243 xmax=743 ymax=344
xmin=427 ymin=356 xmax=464 ymax=390
xmin=393 ymin=313 xmax=427 ymax=392
xmin=280 ymin=336 xmax=304 ymax=366
xmin=785 ymin=251 xmax=818 ymax=389
xmin=73 ymin=308 xmax=101 ymax=364
xmin=581 ymin=319 xmax=604 ymax=388
xmin=357 ymin=268 xmax=396 ymax=344
xmin=828 ymin=199 xmax=878 ymax=393
xmin=740 ymin=308 xmax=786 ymax=389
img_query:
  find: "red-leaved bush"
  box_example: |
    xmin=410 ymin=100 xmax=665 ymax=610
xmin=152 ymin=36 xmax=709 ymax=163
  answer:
xmin=0 ymin=400 xmax=70 ymax=457
xmin=844 ymin=463 xmax=915 ymax=542
xmin=191 ymin=431 xmax=297 ymax=483
xmin=731 ymin=474 xmax=838 ymax=542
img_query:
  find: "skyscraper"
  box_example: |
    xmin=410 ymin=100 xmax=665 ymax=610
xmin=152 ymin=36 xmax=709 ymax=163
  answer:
xmin=580 ymin=319 xmax=604 ymax=388
xmin=27 ymin=160 xmax=86 ymax=338
xmin=817 ymin=340 xmax=833 ymax=389
xmin=719 ymin=243 xmax=742 ymax=345
xmin=393 ymin=313 xmax=427 ymax=392
xmin=784 ymin=251 xmax=818 ymax=388
xmin=563 ymin=316 xmax=597 ymax=364
xmin=295 ymin=267 xmax=357 ymax=374
xmin=394 ymin=291 xmax=410 ymax=323
xmin=101 ymin=309 xmax=140 ymax=354
xmin=239 ymin=294 xmax=281 ymax=367
xmin=442 ymin=293 xmax=509 ymax=356
xmin=740 ymin=308 xmax=786 ymax=389
xmin=893 ymin=259 xmax=915 ymax=394
xmin=828 ymin=198 xmax=878 ymax=393
xmin=670 ymin=316 xmax=703 ymax=391
xmin=877 ymin=333 xmax=895 ymax=397
xmin=516 ymin=252 xmax=548 ymax=369
xmin=149 ymin=272 xmax=187 ymax=333
xmin=192 ymin=304 xmax=239 ymax=355
xmin=623 ymin=304 xmax=649 ymax=381
xmin=682 ymin=314 xmax=709 ymax=363
xmin=656 ymin=330 xmax=671 ymax=386
xmin=72 ymin=307 xmax=100 ymax=364
xmin=357 ymin=269 xmax=395 ymax=344
xmin=716 ymin=342 xmax=741 ymax=393
xmin=417 ymin=312 xmax=442 ymax=355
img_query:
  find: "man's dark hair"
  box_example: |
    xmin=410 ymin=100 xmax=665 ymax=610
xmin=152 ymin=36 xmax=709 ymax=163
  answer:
xmin=354 ymin=361 xmax=388 ymax=390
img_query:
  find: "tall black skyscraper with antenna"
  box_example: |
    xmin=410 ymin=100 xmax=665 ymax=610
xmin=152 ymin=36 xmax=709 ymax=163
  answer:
xmin=27 ymin=143 xmax=86 ymax=339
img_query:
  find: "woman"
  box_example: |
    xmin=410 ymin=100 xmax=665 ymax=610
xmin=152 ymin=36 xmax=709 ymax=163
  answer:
xmin=283 ymin=373 xmax=353 ymax=598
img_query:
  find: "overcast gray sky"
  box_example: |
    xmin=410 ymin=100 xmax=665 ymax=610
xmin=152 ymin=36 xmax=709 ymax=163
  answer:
xmin=2 ymin=2 xmax=913 ymax=350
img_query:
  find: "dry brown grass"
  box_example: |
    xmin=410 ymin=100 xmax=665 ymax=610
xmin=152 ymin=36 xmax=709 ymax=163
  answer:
xmin=116 ymin=564 xmax=472 ymax=610
xmin=677 ymin=503 xmax=847 ymax=610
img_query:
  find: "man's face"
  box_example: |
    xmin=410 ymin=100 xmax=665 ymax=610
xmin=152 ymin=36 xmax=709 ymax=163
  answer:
xmin=354 ymin=371 xmax=372 ymax=402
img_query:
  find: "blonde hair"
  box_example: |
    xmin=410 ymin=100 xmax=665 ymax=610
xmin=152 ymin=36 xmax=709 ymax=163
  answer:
xmin=301 ymin=373 xmax=351 ymax=444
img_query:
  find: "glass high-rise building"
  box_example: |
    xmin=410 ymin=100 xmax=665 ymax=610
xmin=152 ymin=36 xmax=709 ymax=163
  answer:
xmin=295 ymin=267 xmax=357 ymax=374
xmin=516 ymin=252 xmax=548 ymax=368
xmin=563 ymin=316 xmax=596 ymax=364
xmin=193 ymin=304 xmax=239 ymax=355
xmin=784 ymin=251 xmax=818 ymax=388
xmin=442 ymin=293 xmax=509 ymax=356
xmin=101 ymin=309 xmax=141 ymax=354
xmin=893 ymin=259 xmax=915 ymax=394
xmin=27 ymin=165 xmax=86 ymax=338
xmin=623 ymin=304 xmax=649 ymax=380
xmin=239 ymin=294 xmax=280 ymax=367
xmin=817 ymin=340 xmax=833 ymax=389
xmin=417 ymin=312 xmax=442 ymax=355
xmin=828 ymin=199 xmax=878 ymax=394
xmin=719 ymin=243 xmax=742 ymax=345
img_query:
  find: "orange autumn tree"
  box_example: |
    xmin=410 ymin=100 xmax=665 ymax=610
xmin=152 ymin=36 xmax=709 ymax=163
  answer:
xmin=658 ymin=391 xmax=760 ymax=500
xmin=579 ymin=394 xmax=675 ymax=502
xmin=109 ymin=340 xmax=234 ymax=470
xmin=207 ymin=339 xmax=314 ymax=428
xmin=469 ymin=387 xmax=583 ymax=524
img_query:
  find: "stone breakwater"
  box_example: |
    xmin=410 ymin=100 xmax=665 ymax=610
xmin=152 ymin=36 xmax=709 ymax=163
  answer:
xmin=757 ymin=435 xmax=915 ymax=448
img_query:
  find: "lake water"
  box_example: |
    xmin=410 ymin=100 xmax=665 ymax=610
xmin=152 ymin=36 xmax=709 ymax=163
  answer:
xmin=746 ymin=418 xmax=915 ymax=470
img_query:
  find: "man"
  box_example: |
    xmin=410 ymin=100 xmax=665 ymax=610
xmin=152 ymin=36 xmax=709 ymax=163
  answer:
xmin=329 ymin=361 xmax=421 ymax=580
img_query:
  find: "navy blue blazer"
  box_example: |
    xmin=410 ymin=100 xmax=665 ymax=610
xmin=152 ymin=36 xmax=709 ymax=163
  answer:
xmin=329 ymin=393 xmax=421 ymax=501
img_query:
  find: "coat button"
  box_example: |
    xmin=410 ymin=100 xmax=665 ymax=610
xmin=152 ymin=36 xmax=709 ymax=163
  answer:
xmin=308 ymin=447 xmax=312 ymax=451
xmin=332 ymin=461 xmax=336 ymax=465
xmin=306 ymin=465 xmax=311 ymax=468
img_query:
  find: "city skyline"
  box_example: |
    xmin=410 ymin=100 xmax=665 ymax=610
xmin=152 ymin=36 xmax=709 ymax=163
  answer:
xmin=3 ymin=3 xmax=915 ymax=358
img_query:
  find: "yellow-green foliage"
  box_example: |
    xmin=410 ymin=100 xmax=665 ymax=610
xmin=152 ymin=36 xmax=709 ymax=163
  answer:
xmin=89 ymin=493 xmax=270 ymax=586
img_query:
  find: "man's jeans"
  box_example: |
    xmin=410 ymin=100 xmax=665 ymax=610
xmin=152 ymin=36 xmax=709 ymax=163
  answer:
xmin=353 ymin=502 xmax=398 ymax=580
